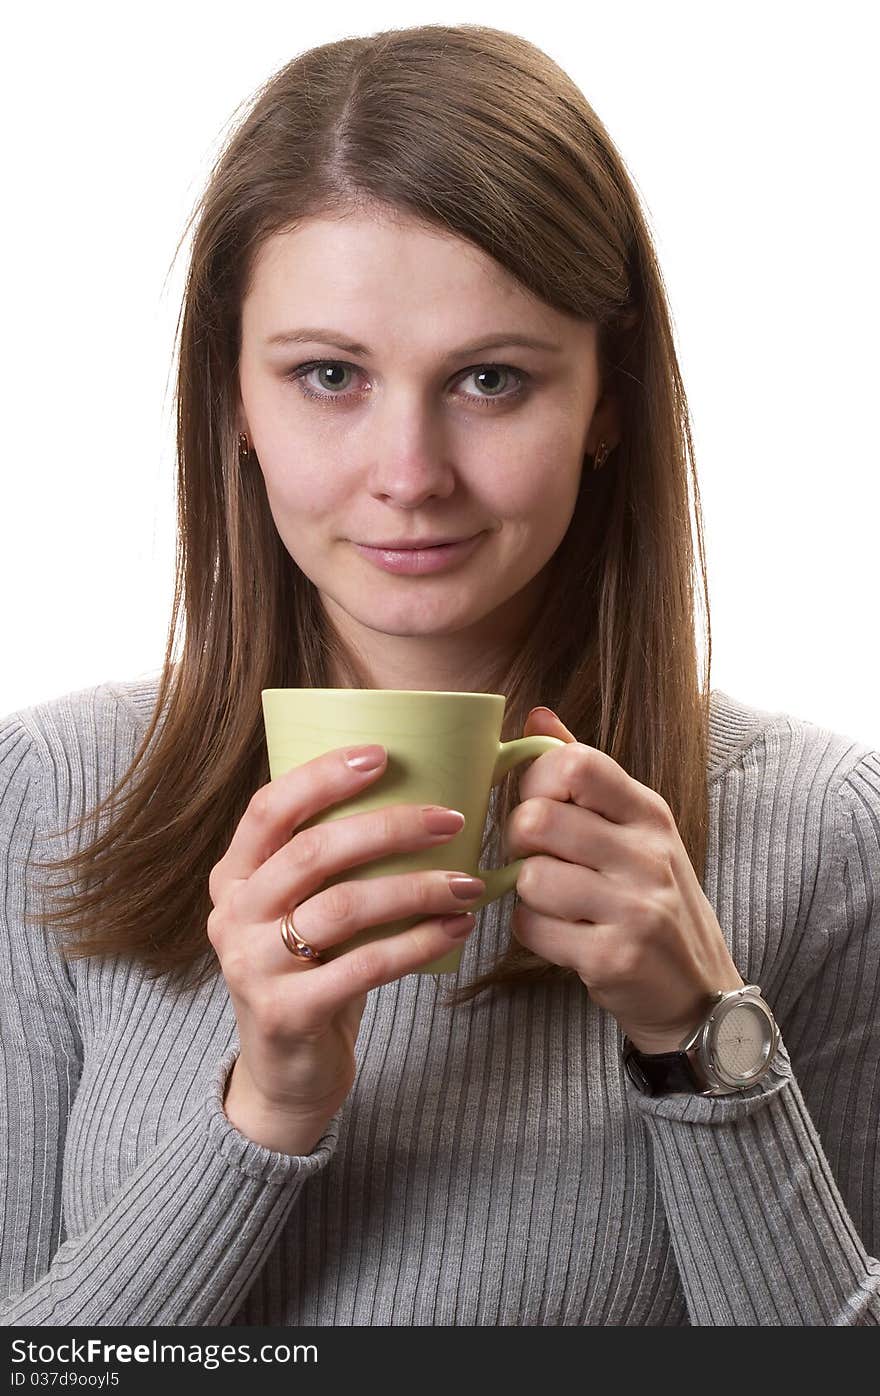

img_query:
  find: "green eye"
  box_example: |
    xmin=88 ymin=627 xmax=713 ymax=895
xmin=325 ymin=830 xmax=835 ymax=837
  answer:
xmin=286 ymin=359 xmax=528 ymax=408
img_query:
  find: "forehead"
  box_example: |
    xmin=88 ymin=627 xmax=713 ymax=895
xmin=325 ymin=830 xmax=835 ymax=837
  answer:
xmin=242 ymin=212 xmax=595 ymax=352
xmin=249 ymin=212 xmax=516 ymax=298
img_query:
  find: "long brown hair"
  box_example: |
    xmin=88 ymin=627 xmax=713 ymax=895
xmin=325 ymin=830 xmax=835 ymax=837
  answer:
xmin=26 ymin=23 xmax=712 ymax=1008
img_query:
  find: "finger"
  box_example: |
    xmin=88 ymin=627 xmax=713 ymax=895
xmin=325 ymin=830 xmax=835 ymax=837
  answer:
xmin=241 ymin=803 xmax=469 ymax=925
xmin=211 ymin=744 xmax=388 ymax=900
xmin=282 ymin=912 xmax=478 ymax=1028
xmin=503 ymin=798 xmax=646 ymax=873
xmin=517 ymin=741 xmax=663 ymax=825
xmin=283 ymin=868 xmax=486 ymax=950
xmin=511 ymin=903 xmax=588 ymax=972
xmin=514 ymin=854 xmax=617 ymax=922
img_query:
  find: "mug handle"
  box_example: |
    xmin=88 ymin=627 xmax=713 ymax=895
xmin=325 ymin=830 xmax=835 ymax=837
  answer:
xmin=472 ymin=734 xmax=568 ymax=909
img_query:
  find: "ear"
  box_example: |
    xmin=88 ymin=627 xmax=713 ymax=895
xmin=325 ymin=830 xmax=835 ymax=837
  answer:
xmin=234 ymin=384 xmax=249 ymax=440
xmin=584 ymin=393 xmax=622 ymax=456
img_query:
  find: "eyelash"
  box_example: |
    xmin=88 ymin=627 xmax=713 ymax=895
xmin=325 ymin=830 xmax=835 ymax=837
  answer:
xmin=285 ymin=359 xmax=529 ymax=409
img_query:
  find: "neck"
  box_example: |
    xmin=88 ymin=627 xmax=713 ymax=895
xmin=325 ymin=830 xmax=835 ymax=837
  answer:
xmin=321 ymin=573 xmax=550 ymax=695
xmin=325 ymin=623 xmax=516 ymax=695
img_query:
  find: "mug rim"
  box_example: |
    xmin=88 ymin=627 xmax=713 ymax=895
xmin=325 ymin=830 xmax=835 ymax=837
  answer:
xmin=261 ymin=688 xmax=506 ymax=701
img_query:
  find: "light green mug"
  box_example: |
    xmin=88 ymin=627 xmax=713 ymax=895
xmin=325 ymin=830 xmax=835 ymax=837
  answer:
xmin=261 ymin=688 xmax=567 ymax=975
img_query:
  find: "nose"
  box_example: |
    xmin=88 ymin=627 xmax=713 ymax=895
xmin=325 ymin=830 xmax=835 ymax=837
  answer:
xmin=366 ymin=388 xmax=457 ymax=506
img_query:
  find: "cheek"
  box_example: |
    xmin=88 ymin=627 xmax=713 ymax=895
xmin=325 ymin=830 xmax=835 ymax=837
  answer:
xmin=258 ymin=457 xmax=348 ymax=522
xmin=490 ymin=436 xmax=582 ymax=523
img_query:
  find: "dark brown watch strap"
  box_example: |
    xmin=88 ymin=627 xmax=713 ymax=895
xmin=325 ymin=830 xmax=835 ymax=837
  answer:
xmin=622 ymin=1040 xmax=706 ymax=1095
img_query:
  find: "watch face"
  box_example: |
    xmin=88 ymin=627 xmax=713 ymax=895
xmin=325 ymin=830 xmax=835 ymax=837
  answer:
xmin=712 ymin=1001 xmax=774 ymax=1080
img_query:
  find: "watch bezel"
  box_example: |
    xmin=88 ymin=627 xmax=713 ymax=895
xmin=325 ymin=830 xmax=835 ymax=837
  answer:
xmin=690 ymin=986 xmax=779 ymax=1091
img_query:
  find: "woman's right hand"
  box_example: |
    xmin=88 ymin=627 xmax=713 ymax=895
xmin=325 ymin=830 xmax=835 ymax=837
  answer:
xmin=207 ymin=742 xmax=485 ymax=1154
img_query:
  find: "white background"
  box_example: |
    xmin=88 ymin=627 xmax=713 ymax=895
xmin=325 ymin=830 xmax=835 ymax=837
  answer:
xmin=2 ymin=1 xmax=877 ymax=746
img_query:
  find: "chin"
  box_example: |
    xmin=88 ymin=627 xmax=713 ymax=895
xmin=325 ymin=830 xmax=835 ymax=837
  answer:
xmin=343 ymin=583 xmax=498 ymax=637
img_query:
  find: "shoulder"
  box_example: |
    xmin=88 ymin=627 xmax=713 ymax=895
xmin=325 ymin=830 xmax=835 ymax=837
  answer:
xmin=708 ymin=687 xmax=875 ymax=796
xmin=825 ymin=746 xmax=880 ymax=918
xmin=707 ymin=689 xmax=879 ymax=968
xmin=0 ymin=674 xmax=165 ymax=846
xmin=4 ymin=672 xmax=163 ymax=753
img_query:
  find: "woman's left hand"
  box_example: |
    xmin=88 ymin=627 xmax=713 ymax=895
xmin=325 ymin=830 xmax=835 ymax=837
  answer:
xmin=503 ymin=706 xmax=744 ymax=1053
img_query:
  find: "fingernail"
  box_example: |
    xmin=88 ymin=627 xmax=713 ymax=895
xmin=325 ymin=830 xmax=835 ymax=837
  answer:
xmin=438 ymin=912 xmax=476 ymax=937
xmin=345 ymin=745 xmax=386 ymax=771
xmin=447 ymin=875 xmax=485 ymax=900
xmin=422 ymin=806 xmax=466 ymax=834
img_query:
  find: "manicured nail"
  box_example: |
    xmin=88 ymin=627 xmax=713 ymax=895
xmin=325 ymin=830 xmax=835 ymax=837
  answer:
xmin=345 ymin=745 xmax=386 ymax=771
xmin=438 ymin=912 xmax=476 ymax=937
xmin=422 ymin=806 xmax=466 ymax=834
xmin=447 ymin=875 xmax=485 ymax=899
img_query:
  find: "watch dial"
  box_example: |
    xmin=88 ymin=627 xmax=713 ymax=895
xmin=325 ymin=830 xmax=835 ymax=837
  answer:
xmin=716 ymin=1003 xmax=772 ymax=1076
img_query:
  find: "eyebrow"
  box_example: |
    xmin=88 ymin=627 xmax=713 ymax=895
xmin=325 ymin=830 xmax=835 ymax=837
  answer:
xmin=264 ymin=327 xmax=563 ymax=358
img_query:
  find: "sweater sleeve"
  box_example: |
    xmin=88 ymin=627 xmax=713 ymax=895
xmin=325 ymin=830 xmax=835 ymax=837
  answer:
xmin=626 ymin=750 xmax=880 ymax=1326
xmin=0 ymin=710 xmax=341 ymax=1327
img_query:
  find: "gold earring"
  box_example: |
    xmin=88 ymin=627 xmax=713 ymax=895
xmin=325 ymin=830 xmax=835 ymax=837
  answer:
xmin=592 ymin=441 xmax=612 ymax=470
xmin=238 ymin=432 xmax=250 ymax=464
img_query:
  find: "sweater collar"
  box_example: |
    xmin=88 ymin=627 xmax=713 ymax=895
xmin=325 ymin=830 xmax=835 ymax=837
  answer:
xmin=110 ymin=678 xmax=779 ymax=787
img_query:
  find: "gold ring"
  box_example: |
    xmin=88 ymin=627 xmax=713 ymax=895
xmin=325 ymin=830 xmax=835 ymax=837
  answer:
xmin=279 ymin=909 xmax=323 ymax=962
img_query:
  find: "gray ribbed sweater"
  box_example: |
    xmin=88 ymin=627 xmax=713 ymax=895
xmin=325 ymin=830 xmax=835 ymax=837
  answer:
xmin=1 ymin=677 xmax=879 ymax=1326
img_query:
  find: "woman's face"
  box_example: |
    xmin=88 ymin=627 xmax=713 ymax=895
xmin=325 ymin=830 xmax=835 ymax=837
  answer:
xmin=236 ymin=208 xmax=617 ymax=683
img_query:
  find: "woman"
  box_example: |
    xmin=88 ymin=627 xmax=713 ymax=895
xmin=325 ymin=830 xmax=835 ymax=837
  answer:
xmin=1 ymin=23 xmax=878 ymax=1326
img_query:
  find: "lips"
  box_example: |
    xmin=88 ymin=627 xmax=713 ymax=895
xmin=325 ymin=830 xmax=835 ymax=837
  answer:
xmin=351 ymin=533 xmax=486 ymax=575
xmin=359 ymin=536 xmax=474 ymax=548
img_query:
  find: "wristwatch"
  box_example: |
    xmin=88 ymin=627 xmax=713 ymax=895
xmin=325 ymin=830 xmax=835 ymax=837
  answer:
xmin=622 ymin=985 xmax=780 ymax=1097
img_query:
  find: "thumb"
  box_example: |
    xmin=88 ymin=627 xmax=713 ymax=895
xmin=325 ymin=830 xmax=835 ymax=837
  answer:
xmin=524 ymin=705 xmax=577 ymax=742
